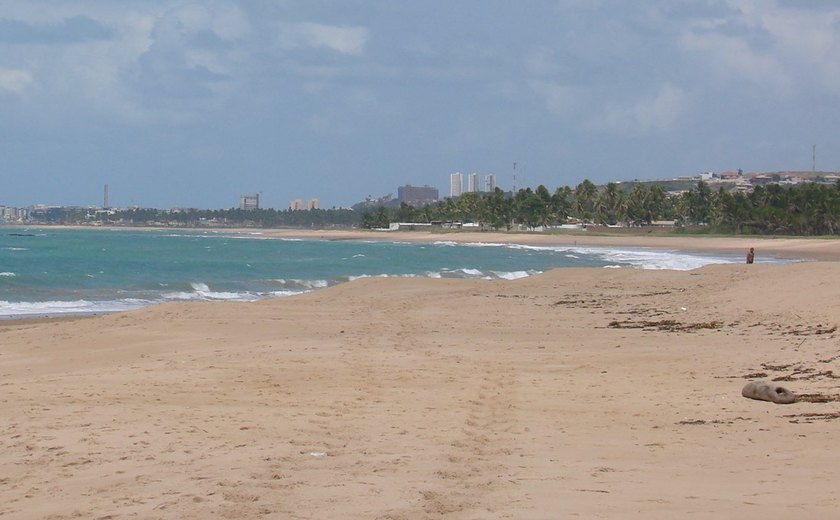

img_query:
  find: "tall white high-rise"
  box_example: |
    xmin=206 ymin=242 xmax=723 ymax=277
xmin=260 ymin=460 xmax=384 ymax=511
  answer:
xmin=467 ymin=173 xmax=479 ymax=193
xmin=485 ymin=173 xmax=496 ymax=192
xmin=450 ymin=172 xmax=463 ymax=198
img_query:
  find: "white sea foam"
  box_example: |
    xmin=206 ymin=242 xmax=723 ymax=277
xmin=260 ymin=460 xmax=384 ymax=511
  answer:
xmin=0 ymin=272 xmax=16 ymax=277
xmin=580 ymin=247 xmax=735 ymax=270
xmin=228 ymin=234 xmax=274 ymax=240
xmin=462 ymin=242 xmax=743 ymax=270
xmin=267 ymin=290 xmax=308 ymax=297
xmin=3 ymin=247 xmax=28 ymax=251
xmin=0 ymin=298 xmax=150 ymax=318
xmin=494 ymin=270 xmax=532 ymax=280
xmin=160 ymin=233 xmax=214 ymax=239
xmin=162 ymin=282 xmax=260 ymax=302
xmin=273 ymin=278 xmax=329 ymax=289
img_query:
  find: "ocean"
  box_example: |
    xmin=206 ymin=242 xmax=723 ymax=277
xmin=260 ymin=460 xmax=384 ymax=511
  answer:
xmin=1 ymin=228 xmax=750 ymax=318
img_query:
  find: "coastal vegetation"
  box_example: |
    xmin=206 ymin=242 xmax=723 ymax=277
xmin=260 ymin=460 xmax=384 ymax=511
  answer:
xmin=363 ymin=179 xmax=840 ymax=236
xmin=27 ymin=206 xmax=360 ymax=229
xmin=18 ymin=179 xmax=840 ymax=236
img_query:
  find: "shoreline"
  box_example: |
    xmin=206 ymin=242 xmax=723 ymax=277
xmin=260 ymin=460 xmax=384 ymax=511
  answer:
xmin=253 ymin=228 xmax=840 ymax=261
xmin=6 ymin=223 xmax=840 ymax=261
xmin=1 ymin=226 xmax=830 ymax=323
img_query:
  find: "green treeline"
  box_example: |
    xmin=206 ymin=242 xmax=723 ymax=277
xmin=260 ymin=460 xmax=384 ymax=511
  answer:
xmin=28 ymin=179 xmax=840 ymax=235
xmin=32 ymin=206 xmax=360 ymax=228
xmin=363 ymin=180 xmax=840 ymax=235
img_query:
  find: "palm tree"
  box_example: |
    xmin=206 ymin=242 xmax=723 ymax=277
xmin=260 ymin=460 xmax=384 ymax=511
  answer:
xmin=573 ymin=179 xmax=597 ymax=223
xmin=594 ymin=182 xmax=625 ymax=225
xmin=551 ymin=186 xmax=573 ymax=224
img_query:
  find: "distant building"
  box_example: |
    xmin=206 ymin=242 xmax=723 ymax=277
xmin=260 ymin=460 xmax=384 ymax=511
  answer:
xmin=239 ymin=193 xmax=260 ymax=211
xmin=467 ymin=173 xmax=479 ymax=193
xmin=308 ymin=198 xmax=320 ymax=210
xmin=289 ymin=199 xmax=304 ymax=211
xmin=398 ymin=185 xmax=439 ymax=206
xmin=749 ymin=175 xmax=773 ymax=186
xmin=485 ymin=173 xmax=496 ymax=192
xmin=450 ymin=172 xmax=463 ymax=198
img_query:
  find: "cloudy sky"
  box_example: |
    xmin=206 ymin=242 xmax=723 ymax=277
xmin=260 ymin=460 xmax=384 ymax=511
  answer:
xmin=1 ymin=0 xmax=839 ymax=209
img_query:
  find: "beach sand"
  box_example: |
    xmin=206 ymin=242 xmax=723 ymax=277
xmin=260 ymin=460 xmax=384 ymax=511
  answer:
xmin=2 ymin=233 xmax=840 ymax=518
xmin=246 ymin=227 xmax=840 ymax=261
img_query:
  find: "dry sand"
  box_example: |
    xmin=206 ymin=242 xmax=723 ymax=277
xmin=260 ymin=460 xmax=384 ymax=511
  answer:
xmin=2 ymin=233 xmax=840 ymax=518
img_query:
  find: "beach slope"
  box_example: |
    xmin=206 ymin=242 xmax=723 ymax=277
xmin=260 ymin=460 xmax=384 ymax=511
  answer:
xmin=2 ymin=262 xmax=839 ymax=519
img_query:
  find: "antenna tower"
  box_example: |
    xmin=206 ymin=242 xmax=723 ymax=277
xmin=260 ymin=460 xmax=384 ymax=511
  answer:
xmin=513 ymin=162 xmax=517 ymax=193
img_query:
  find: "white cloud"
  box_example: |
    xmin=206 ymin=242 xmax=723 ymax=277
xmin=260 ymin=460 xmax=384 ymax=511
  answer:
xmin=277 ymin=22 xmax=368 ymax=56
xmin=0 ymin=67 xmax=33 ymax=94
xmin=0 ymin=2 xmax=253 ymax=123
xmin=681 ymin=28 xmax=789 ymax=91
xmin=680 ymin=1 xmax=840 ymax=95
xmin=589 ymin=84 xmax=690 ymax=135
xmin=529 ymin=80 xmax=578 ymax=117
xmin=165 ymin=2 xmax=250 ymax=41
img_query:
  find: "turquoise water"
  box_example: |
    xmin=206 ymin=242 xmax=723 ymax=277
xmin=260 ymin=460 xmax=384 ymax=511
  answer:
xmin=1 ymin=228 xmax=744 ymax=317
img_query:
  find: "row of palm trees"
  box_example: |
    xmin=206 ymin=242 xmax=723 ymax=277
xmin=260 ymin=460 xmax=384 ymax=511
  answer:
xmin=362 ymin=179 xmax=840 ymax=235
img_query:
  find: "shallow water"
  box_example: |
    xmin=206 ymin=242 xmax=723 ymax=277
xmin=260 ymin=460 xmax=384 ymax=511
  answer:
xmin=0 ymin=228 xmax=748 ymax=317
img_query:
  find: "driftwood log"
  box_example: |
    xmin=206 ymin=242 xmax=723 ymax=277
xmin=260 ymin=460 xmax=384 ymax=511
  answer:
xmin=741 ymin=381 xmax=796 ymax=404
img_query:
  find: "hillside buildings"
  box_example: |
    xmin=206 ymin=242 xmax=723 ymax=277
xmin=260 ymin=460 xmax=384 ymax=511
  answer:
xmin=0 ymin=205 xmax=27 ymax=222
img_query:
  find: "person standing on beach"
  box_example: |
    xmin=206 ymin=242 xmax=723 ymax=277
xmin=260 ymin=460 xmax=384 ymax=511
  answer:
xmin=746 ymin=247 xmax=755 ymax=264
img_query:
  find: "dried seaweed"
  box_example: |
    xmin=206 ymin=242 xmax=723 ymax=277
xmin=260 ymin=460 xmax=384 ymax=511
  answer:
xmin=772 ymin=369 xmax=839 ymax=382
xmin=741 ymin=372 xmax=769 ymax=379
xmin=677 ymin=417 xmax=751 ymax=425
xmin=608 ymin=319 xmax=722 ymax=332
xmin=761 ymin=362 xmax=794 ymax=371
xmin=785 ymin=325 xmax=837 ymax=336
xmin=796 ymin=393 xmax=840 ymax=403
xmin=784 ymin=412 xmax=840 ymax=423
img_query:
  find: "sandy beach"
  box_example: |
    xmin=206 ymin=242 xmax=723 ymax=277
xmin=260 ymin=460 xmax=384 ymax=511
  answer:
xmin=2 ymin=232 xmax=840 ymax=518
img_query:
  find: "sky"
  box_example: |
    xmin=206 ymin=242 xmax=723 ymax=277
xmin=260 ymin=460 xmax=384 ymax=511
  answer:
xmin=1 ymin=0 xmax=839 ymax=210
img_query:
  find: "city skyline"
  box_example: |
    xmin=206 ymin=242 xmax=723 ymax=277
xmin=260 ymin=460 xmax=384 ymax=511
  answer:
xmin=1 ymin=2 xmax=839 ymax=209
xmin=4 ymin=166 xmax=840 ymax=213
